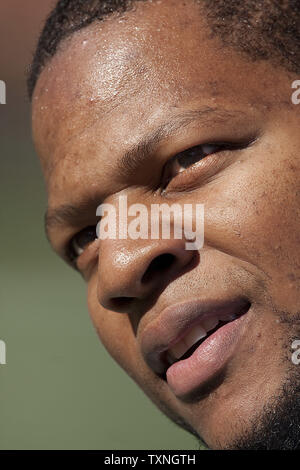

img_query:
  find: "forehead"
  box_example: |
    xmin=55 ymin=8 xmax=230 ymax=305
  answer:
xmin=32 ymin=0 xmax=281 ymax=209
xmin=33 ymin=1 xmax=215 ymax=151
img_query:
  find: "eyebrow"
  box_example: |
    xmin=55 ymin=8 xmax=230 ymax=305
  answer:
xmin=45 ymin=106 xmax=245 ymax=239
xmin=45 ymin=198 xmax=100 ymax=241
xmin=117 ymin=107 xmax=243 ymax=175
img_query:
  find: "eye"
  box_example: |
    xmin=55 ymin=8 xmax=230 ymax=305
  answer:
xmin=161 ymin=142 xmax=241 ymax=188
xmin=68 ymin=225 xmax=97 ymax=263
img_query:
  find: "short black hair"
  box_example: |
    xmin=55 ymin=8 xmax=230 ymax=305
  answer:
xmin=28 ymin=0 xmax=300 ymax=99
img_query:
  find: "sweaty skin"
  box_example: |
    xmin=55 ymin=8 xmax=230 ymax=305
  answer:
xmin=32 ymin=0 xmax=300 ymax=448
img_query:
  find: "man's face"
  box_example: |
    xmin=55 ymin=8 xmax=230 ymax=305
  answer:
xmin=32 ymin=0 xmax=300 ymax=449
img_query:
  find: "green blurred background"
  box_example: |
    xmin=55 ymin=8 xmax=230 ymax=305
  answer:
xmin=0 ymin=0 xmax=197 ymax=450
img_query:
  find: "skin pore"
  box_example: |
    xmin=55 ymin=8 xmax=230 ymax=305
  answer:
xmin=32 ymin=0 xmax=300 ymax=449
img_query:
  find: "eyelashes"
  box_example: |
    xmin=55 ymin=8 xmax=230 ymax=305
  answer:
xmin=68 ymin=225 xmax=97 ymax=264
xmin=162 ymin=143 xmax=221 ymax=184
xmin=175 ymin=143 xmax=222 ymax=170
xmin=161 ymin=141 xmax=246 ymax=190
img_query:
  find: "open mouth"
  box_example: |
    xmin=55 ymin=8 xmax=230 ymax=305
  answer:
xmin=141 ymin=297 xmax=252 ymax=397
xmin=165 ymin=306 xmax=249 ymax=368
xmin=163 ymin=301 xmax=251 ymax=397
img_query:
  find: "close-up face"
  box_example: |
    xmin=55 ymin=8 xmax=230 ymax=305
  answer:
xmin=32 ymin=0 xmax=300 ymax=449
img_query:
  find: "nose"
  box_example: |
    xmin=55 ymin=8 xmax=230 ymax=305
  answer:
xmin=97 ymin=237 xmax=196 ymax=313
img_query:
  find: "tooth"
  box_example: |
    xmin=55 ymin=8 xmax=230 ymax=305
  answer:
xmin=169 ymin=325 xmax=208 ymax=361
xmin=169 ymin=339 xmax=189 ymax=360
xmin=183 ymin=325 xmax=207 ymax=349
xmin=202 ymin=317 xmax=219 ymax=332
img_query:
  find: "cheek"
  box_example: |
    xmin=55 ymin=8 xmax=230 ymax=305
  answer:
xmin=238 ymin=151 xmax=300 ymax=276
xmin=87 ymin=278 xmax=142 ymax=377
xmin=86 ymin=280 xmax=175 ymax=413
xmin=204 ymin=142 xmax=300 ymax=312
xmin=205 ymin=145 xmax=298 ymax=258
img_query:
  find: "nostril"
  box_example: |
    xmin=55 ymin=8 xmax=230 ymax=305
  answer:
xmin=141 ymin=253 xmax=176 ymax=284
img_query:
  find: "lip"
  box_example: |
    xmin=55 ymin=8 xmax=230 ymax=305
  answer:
xmin=140 ymin=297 xmax=251 ymax=394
